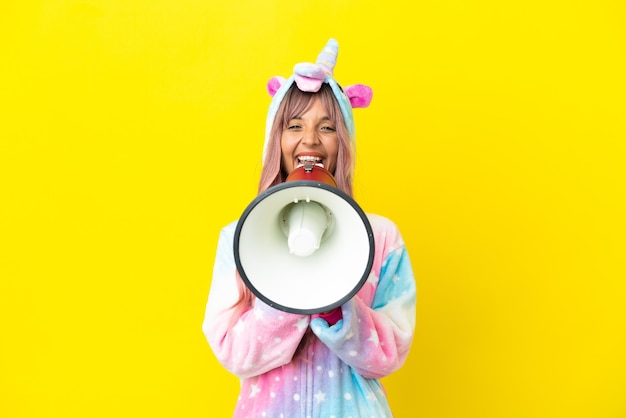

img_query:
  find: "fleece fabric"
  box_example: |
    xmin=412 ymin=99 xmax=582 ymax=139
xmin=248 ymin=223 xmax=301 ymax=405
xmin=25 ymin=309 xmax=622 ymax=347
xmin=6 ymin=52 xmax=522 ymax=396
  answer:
xmin=202 ymin=214 xmax=416 ymax=418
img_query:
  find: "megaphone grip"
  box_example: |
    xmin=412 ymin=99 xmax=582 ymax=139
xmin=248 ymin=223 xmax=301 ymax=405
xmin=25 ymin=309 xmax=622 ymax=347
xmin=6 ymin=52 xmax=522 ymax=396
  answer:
xmin=313 ymin=307 xmax=343 ymax=325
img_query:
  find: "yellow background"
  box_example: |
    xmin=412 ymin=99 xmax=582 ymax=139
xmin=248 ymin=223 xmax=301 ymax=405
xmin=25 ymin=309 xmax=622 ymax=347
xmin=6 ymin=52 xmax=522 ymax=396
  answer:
xmin=1 ymin=1 xmax=625 ymax=417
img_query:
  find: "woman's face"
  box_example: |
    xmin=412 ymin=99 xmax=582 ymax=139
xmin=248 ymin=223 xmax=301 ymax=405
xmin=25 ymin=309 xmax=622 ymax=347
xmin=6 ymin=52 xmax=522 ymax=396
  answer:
xmin=280 ymin=98 xmax=339 ymax=175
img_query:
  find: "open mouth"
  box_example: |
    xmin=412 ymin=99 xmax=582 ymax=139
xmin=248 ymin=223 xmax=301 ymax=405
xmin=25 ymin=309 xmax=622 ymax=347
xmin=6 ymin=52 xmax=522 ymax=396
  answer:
xmin=296 ymin=155 xmax=324 ymax=169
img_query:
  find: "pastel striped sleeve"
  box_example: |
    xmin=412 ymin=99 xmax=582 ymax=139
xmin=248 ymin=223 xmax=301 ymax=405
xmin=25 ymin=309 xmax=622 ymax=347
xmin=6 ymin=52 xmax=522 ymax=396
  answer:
xmin=202 ymin=222 xmax=310 ymax=379
xmin=310 ymin=216 xmax=416 ymax=378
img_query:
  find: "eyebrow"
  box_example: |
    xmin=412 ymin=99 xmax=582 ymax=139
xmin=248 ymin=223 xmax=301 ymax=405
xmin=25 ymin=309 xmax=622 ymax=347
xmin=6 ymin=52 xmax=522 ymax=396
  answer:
xmin=289 ymin=115 xmax=332 ymax=121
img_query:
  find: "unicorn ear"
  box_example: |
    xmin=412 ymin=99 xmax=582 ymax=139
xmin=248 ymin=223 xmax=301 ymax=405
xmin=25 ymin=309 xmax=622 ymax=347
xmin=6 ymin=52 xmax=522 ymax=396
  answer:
xmin=267 ymin=76 xmax=287 ymax=97
xmin=345 ymin=84 xmax=373 ymax=108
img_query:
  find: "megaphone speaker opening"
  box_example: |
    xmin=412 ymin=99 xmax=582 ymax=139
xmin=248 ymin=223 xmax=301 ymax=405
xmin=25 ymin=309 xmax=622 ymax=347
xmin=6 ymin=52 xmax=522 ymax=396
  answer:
xmin=282 ymin=201 xmax=330 ymax=257
xmin=234 ymin=180 xmax=374 ymax=314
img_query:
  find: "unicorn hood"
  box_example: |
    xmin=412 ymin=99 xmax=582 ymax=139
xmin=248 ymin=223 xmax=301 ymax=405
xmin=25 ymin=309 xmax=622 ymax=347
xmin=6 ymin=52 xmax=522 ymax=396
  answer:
xmin=263 ymin=39 xmax=373 ymax=163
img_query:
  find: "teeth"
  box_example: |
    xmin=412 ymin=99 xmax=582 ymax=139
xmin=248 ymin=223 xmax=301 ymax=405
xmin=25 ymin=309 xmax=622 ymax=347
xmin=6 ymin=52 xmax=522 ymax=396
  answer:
xmin=296 ymin=156 xmax=324 ymax=169
xmin=298 ymin=156 xmax=322 ymax=163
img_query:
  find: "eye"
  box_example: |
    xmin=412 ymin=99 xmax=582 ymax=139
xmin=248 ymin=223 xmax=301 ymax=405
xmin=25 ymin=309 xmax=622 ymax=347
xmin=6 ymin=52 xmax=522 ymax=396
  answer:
xmin=321 ymin=125 xmax=336 ymax=132
xmin=286 ymin=121 xmax=302 ymax=130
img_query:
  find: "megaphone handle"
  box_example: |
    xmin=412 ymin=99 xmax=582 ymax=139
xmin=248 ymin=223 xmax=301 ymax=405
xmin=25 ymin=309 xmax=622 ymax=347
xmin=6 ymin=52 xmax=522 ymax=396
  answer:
xmin=313 ymin=307 xmax=343 ymax=325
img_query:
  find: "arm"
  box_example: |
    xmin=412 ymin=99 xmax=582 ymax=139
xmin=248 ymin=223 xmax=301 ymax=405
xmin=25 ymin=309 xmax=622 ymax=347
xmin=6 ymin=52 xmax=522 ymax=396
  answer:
xmin=202 ymin=223 xmax=310 ymax=379
xmin=310 ymin=219 xmax=416 ymax=379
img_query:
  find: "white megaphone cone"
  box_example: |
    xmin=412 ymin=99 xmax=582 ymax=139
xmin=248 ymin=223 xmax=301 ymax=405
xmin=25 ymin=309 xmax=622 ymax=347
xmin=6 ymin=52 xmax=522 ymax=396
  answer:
xmin=233 ymin=162 xmax=374 ymax=314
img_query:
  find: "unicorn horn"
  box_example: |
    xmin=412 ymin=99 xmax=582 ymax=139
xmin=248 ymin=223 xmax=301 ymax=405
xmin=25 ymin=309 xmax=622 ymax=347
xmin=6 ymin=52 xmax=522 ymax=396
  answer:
xmin=316 ymin=38 xmax=339 ymax=76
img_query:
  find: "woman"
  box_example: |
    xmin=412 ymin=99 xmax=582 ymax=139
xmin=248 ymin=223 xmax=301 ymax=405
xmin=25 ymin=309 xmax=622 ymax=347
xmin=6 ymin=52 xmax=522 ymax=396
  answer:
xmin=203 ymin=39 xmax=416 ymax=417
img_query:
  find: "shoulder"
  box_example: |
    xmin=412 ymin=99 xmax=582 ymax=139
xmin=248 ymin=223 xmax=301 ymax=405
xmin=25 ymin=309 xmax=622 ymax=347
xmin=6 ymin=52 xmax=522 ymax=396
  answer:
xmin=220 ymin=219 xmax=239 ymax=235
xmin=216 ymin=220 xmax=239 ymax=246
xmin=366 ymin=213 xmax=398 ymax=230
xmin=366 ymin=213 xmax=405 ymax=251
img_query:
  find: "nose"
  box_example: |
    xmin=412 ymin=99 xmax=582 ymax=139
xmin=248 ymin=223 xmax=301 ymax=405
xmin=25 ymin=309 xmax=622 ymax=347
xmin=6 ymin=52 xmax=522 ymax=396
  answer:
xmin=301 ymin=128 xmax=320 ymax=146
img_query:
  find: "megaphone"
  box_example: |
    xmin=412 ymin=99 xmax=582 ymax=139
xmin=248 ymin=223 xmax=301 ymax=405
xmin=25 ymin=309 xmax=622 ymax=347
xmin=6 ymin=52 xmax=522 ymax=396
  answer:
xmin=234 ymin=162 xmax=374 ymax=314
